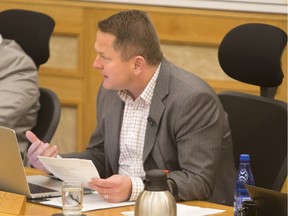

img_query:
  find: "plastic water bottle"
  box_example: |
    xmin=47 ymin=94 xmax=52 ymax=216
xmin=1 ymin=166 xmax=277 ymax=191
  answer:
xmin=234 ymin=154 xmax=255 ymax=216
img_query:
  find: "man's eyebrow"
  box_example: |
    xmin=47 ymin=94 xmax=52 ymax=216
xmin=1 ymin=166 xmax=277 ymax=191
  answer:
xmin=96 ymin=51 xmax=104 ymax=55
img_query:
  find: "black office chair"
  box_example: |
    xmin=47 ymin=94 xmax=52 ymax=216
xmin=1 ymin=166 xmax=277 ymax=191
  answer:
xmin=32 ymin=88 xmax=61 ymax=143
xmin=217 ymin=23 xmax=288 ymax=191
xmin=0 ymin=9 xmax=61 ymax=142
xmin=218 ymin=23 xmax=287 ymax=98
xmin=218 ymin=92 xmax=287 ymax=191
xmin=0 ymin=9 xmax=55 ymax=68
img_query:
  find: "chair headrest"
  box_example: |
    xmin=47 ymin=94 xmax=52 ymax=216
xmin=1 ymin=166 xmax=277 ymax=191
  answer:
xmin=218 ymin=23 xmax=287 ymax=87
xmin=0 ymin=9 xmax=55 ymax=67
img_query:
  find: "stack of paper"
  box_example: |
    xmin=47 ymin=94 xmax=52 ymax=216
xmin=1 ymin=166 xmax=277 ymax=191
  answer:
xmin=37 ymin=156 xmax=100 ymax=187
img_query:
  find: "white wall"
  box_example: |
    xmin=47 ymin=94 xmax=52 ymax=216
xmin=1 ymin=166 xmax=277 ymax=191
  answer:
xmin=76 ymin=0 xmax=287 ymax=14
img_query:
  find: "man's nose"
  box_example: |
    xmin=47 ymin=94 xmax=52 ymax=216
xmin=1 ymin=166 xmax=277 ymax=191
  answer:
xmin=93 ymin=56 xmax=103 ymax=70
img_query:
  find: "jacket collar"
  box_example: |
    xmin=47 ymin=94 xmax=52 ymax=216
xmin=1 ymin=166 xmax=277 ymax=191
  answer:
xmin=143 ymin=58 xmax=171 ymax=161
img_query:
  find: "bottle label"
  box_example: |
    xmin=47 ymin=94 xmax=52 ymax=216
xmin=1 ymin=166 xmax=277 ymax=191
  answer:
xmin=239 ymin=169 xmax=249 ymax=182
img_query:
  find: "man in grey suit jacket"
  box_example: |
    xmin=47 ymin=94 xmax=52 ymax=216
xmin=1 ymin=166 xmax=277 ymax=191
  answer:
xmin=26 ymin=10 xmax=236 ymax=205
xmin=0 ymin=34 xmax=40 ymax=165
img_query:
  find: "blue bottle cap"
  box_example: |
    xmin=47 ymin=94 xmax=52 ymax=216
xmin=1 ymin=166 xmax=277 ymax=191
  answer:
xmin=240 ymin=154 xmax=250 ymax=162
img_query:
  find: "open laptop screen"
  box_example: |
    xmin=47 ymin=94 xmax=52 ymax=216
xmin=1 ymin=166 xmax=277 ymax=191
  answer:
xmin=246 ymin=184 xmax=287 ymax=216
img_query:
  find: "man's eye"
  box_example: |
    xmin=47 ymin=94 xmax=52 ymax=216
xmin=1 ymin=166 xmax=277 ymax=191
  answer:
xmin=103 ymin=56 xmax=110 ymax=62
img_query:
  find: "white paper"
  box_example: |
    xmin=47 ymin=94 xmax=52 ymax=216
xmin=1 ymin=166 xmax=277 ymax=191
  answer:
xmin=121 ymin=204 xmax=225 ymax=216
xmin=41 ymin=192 xmax=134 ymax=212
xmin=37 ymin=156 xmax=100 ymax=187
xmin=177 ymin=203 xmax=225 ymax=215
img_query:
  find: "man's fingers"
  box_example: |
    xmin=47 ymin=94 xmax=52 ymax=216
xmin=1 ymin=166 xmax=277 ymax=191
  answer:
xmin=42 ymin=145 xmax=58 ymax=157
xmin=90 ymin=178 xmax=112 ymax=188
xmin=28 ymin=142 xmax=49 ymax=161
xmin=26 ymin=131 xmax=40 ymax=144
xmin=27 ymin=141 xmax=42 ymax=157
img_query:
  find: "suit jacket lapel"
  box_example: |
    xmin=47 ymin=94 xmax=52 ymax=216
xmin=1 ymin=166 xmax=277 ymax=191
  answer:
xmin=105 ymin=96 xmax=124 ymax=174
xmin=143 ymin=59 xmax=170 ymax=161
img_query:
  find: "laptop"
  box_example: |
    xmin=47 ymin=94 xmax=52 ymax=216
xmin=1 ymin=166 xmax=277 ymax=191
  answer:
xmin=0 ymin=126 xmax=62 ymax=199
xmin=246 ymin=184 xmax=287 ymax=216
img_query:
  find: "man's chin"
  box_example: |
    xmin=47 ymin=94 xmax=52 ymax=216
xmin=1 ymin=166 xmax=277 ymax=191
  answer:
xmin=102 ymin=82 xmax=111 ymax=89
xmin=103 ymin=83 xmax=117 ymax=91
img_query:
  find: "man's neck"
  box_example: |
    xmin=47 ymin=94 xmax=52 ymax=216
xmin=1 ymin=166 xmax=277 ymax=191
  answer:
xmin=126 ymin=63 xmax=161 ymax=100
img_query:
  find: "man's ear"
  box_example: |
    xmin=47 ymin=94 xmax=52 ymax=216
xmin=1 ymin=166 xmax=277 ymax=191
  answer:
xmin=134 ymin=56 xmax=145 ymax=75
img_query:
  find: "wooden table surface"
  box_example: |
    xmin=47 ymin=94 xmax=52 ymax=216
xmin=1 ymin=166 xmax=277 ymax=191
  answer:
xmin=17 ymin=168 xmax=234 ymax=216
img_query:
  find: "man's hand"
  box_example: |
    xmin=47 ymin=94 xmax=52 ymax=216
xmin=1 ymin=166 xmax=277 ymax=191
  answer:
xmin=26 ymin=131 xmax=58 ymax=173
xmin=89 ymin=175 xmax=132 ymax=203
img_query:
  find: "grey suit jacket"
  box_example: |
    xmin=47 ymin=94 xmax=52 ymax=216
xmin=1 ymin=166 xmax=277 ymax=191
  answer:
xmin=64 ymin=58 xmax=236 ymax=205
xmin=0 ymin=37 xmax=40 ymax=164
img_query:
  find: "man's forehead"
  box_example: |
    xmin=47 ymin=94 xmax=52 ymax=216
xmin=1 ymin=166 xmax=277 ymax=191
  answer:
xmin=96 ymin=31 xmax=116 ymax=46
xmin=96 ymin=30 xmax=116 ymax=40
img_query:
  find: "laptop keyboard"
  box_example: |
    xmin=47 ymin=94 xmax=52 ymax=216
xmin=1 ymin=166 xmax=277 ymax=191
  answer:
xmin=29 ymin=183 xmax=58 ymax=193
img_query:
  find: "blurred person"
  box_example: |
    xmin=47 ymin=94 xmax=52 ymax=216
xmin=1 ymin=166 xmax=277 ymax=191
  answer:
xmin=0 ymin=34 xmax=40 ymax=165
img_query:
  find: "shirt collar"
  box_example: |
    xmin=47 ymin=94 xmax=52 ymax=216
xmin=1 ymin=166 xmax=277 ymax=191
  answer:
xmin=118 ymin=63 xmax=161 ymax=105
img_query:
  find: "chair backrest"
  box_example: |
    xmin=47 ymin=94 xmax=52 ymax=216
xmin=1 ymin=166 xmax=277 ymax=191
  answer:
xmin=218 ymin=91 xmax=287 ymax=191
xmin=218 ymin=23 xmax=287 ymax=98
xmin=217 ymin=23 xmax=287 ymax=191
xmin=32 ymin=88 xmax=61 ymax=143
xmin=0 ymin=9 xmax=60 ymax=143
xmin=0 ymin=9 xmax=55 ymax=67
